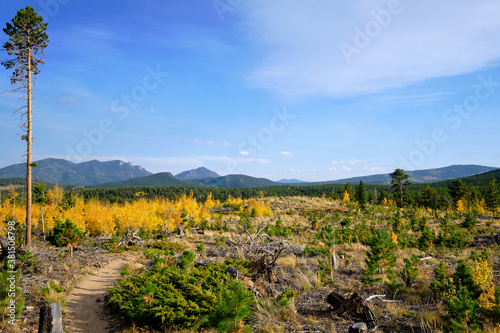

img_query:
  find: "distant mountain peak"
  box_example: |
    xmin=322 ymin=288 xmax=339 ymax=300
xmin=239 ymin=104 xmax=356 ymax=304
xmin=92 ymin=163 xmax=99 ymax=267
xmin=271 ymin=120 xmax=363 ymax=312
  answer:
xmin=0 ymin=158 xmax=152 ymax=185
xmin=174 ymin=167 xmax=220 ymax=180
xmin=277 ymin=178 xmax=305 ymax=184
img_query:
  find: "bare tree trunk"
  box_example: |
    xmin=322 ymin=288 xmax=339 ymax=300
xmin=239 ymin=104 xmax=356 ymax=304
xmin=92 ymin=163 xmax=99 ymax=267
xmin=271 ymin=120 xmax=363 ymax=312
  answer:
xmin=26 ymin=49 xmax=32 ymax=248
xmin=41 ymin=206 xmax=45 ymax=240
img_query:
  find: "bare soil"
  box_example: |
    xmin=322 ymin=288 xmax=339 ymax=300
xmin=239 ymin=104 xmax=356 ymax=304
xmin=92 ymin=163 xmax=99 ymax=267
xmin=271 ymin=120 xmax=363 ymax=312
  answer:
xmin=64 ymin=254 xmax=133 ymax=333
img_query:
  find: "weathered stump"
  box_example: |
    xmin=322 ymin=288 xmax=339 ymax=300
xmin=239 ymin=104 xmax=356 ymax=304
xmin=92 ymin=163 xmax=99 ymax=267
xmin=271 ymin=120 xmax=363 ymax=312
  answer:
xmin=326 ymin=291 xmax=345 ymax=311
xmin=177 ymin=226 xmax=185 ymax=237
xmin=225 ymin=266 xmax=239 ymax=278
xmin=349 ymin=322 xmax=367 ymax=333
xmin=326 ymin=292 xmax=376 ymax=327
xmin=38 ymin=302 xmax=63 ymax=333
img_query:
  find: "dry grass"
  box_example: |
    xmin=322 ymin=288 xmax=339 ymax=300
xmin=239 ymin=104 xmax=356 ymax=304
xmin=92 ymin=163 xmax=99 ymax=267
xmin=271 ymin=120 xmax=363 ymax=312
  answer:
xmin=41 ymin=280 xmax=66 ymax=306
xmin=248 ymin=296 xmax=298 ymax=333
xmin=293 ymin=269 xmax=321 ymax=291
xmin=125 ymin=260 xmax=145 ymax=274
xmin=385 ymin=301 xmax=410 ymax=318
xmin=276 ymin=254 xmax=298 ymax=268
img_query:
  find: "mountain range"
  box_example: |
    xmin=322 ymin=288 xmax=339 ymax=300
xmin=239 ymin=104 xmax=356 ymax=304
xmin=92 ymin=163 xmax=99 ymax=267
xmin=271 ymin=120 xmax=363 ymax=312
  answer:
xmin=0 ymin=158 xmax=497 ymax=188
xmin=174 ymin=167 xmax=220 ymax=180
xmin=307 ymin=164 xmax=498 ymax=186
xmin=0 ymin=158 xmax=152 ymax=186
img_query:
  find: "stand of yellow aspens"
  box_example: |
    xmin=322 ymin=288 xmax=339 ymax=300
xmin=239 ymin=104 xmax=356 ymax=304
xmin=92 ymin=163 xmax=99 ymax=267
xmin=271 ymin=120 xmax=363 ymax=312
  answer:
xmin=0 ymin=188 xmax=272 ymax=236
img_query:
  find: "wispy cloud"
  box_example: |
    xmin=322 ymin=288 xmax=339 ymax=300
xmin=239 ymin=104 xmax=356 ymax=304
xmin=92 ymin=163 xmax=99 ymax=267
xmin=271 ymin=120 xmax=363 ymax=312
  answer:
xmin=56 ymin=96 xmax=79 ymax=105
xmin=279 ymin=151 xmax=295 ymax=157
xmin=329 ymin=166 xmax=352 ymax=172
xmin=242 ymin=0 xmax=500 ymax=98
xmin=184 ymin=138 xmax=216 ymax=145
xmin=363 ymin=167 xmax=385 ymax=172
xmin=332 ymin=159 xmax=367 ymax=165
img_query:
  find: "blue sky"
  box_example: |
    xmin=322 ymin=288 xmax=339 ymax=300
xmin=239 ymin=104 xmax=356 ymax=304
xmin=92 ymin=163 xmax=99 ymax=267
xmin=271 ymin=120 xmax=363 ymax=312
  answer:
xmin=1 ymin=0 xmax=500 ymax=182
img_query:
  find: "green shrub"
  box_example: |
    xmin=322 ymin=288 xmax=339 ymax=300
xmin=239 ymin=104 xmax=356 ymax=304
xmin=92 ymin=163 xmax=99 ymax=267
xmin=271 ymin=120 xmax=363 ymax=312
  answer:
xmin=461 ymin=212 xmax=477 ymax=229
xmin=444 ymin=285 xmax=479 ymax=333
xmin=17 ymin=250 xmax=40 ymax=274
xmin=430 ymin=261 xmax=448 ymax=296
xmin=47 ymin=219 xmax=84 ymax=248
xmin=107 ymin=261 xmax=254 ymax=331
xmin=400 ymin=255 xmax=420 ymax=288
xmin=196 ymin=243 xmax=205 ymax=253
xmin=212 ymin=279 xmax=253 ymax=333
xmin=361 ymin=229 xmax=396 ymax=284
xmin=179 ymin=250 xmax=196 ymax=272
xmin=147 ymin=240 xmax=186 ymax=253
xmin=436 ymin=221 xmax=473 ymax=249
xmin=224 ymin=257 xmax=252 ymax=276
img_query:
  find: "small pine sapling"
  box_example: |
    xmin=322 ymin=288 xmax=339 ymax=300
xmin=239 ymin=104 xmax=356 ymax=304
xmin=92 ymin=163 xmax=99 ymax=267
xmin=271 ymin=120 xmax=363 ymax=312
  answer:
xmin=400 ymin=255 xmax=420 ymax=288
xmin=430 ymin=261 xmax=448 ymax=297
xmin=47 ymin=219 xmax=84 ymax=258
xmin=444 ymin=285 xmax=479 ymax=333
xmin=211 ymin=279 xmax=254 ymax=333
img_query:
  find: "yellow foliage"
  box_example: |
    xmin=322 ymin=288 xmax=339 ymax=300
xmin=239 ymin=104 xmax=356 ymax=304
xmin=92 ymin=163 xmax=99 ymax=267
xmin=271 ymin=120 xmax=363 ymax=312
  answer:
xmin=471 ymin=258 xmax=496 ymax=309
xmin=391 ymin=232 xmax=398 ymax=245
xmin=382 ymin=197 xmax=395 ymax=206
xmin=47 ymin=185 xmax=64 ymax=205
xmin=226 ymin=194 xmax=243 ymax=207
xmin=342 ymin=191 xmax=350 ymax=202
xmin=245 ymin=198 xmax=273 ymax=217
xmin=0 ymin=191 xmax=224 ymax=236
xmin=456 ymin=199 xmax=466 ymax=212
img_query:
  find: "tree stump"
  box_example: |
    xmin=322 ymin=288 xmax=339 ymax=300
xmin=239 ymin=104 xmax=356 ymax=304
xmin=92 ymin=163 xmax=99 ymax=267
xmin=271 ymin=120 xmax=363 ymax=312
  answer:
xmin=225 ymin=266 xmax=238 ymax=278
xmin=38 ymin=302 xmax=63 ymax=333
xmin=349 ymin=322 xmax=367 ymax=333
xmin=326 ymin=291 xmax=345 ymax=311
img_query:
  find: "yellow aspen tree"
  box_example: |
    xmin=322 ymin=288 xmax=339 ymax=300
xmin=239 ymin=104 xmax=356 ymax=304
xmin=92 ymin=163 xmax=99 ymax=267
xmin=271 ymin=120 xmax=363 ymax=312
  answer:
xmin=342 ymin=191 xmax=350 ymax=202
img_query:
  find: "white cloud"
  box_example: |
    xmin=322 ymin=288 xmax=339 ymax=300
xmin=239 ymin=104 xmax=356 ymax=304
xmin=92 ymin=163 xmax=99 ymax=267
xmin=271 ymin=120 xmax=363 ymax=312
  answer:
xmin=239 ymin=151 xmax=250 ymax=156
xmin=222 ymin=141 xmax=231 ymax=146
xmin=332 ymin=159 xmax=366 ymax=165
xmin=242 ymin=0 xmax=500 ymax=98
xmin=330 ymin=166 xmax=352 ymax=172
xmin=184 ymin=137 xmax=204 ymax=144
xmin=348 ymin=159 xmax=367 ymax=164
xmin=363 ymin=167 xmax=385 ymax=172
xmin=279 ymin=151 xmax=295 ymax=157
xmin=184 ymin=138 xmax=216 ymax=146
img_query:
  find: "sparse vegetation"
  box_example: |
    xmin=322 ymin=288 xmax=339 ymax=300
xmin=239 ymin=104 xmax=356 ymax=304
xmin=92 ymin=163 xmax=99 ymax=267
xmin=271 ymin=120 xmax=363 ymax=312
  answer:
xmin=0 ymin=171 xmax=499 ymax=331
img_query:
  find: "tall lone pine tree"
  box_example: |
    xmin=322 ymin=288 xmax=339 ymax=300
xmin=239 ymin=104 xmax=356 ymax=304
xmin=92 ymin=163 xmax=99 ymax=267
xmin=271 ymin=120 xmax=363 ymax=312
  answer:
xmin=390 ymin=168 xmax=412 ymax=207
xmin=1 ymin=6 xmax=49 ymax=247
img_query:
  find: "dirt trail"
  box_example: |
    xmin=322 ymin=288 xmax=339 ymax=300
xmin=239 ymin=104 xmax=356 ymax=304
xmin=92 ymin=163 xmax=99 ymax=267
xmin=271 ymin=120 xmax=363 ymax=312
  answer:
xmin=64 ymin=255 xmax=132 ymax=333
